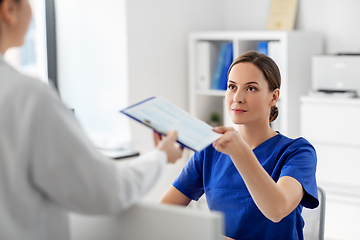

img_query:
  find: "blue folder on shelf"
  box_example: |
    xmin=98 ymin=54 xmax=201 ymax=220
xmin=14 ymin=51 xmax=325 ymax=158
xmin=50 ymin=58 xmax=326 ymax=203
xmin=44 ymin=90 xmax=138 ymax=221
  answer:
xmin=219 ymin=42 xmax=233 ymax=90
xmin=211 ymin=43 xmax=227 ymax=90
xmin=257 ymin=41 xmax=268 ymax=55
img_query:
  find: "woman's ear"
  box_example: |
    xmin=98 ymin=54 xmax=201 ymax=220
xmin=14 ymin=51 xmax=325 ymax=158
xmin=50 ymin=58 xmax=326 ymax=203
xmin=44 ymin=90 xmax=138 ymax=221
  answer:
xmin=0 ymin=0 xmax=18 ymax=26
xmin=270 ymin=88 xmax=280 ymax=106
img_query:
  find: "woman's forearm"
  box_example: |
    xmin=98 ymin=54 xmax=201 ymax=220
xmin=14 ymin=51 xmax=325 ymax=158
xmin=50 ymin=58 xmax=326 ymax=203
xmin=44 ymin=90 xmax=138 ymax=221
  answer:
xmin=230 ymin=147 xmax=303 ymax=222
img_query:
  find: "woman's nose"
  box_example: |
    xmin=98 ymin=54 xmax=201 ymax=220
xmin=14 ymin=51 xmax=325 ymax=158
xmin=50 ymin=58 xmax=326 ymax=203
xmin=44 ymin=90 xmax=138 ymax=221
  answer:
xmin=233 ymin=90 xmax=244 ymax=103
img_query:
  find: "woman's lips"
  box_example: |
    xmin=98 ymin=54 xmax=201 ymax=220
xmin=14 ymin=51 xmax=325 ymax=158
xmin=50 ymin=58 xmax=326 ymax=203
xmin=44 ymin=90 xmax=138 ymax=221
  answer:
xmin=232 ymin=108 xmax=246 ymax=114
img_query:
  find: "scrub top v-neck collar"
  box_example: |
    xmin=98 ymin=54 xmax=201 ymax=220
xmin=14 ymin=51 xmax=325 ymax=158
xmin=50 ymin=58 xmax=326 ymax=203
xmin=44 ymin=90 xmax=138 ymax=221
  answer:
xmin=252 ymin=131 xmax=281 ymax=152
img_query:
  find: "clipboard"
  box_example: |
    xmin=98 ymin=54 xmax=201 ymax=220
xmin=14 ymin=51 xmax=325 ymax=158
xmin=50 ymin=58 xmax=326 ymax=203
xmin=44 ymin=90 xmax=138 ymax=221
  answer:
xmin=120 ymin=96 xmax=222 ymax=152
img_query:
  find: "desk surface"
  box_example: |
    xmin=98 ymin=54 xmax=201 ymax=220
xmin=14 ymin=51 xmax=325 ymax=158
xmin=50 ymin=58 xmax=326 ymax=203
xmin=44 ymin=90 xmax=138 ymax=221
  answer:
xmin=99 ymin=149 xmax=140 ymax=160
xmin=70 ymin=202 xmax=224 ymax=240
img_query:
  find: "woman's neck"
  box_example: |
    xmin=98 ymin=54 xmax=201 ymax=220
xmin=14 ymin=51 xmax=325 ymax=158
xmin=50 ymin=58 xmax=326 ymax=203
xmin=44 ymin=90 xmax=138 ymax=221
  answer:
xmin=237 ymin=123 xmax=277 ymax=150
xmin=0 ymin=26 xmax=11 ymax=55
xmin=0 ymin=36 xmax=8 ymax=56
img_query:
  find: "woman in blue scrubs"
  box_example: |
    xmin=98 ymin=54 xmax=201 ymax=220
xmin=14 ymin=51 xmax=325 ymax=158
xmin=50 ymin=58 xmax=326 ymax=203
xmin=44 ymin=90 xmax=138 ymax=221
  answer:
xmin=160 ymin=51 xmax=318 ymax=240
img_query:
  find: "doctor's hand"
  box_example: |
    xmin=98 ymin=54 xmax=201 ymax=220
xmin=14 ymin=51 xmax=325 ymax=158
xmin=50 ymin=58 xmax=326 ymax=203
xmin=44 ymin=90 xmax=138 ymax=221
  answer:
xmin=153 ymin=131 xmax=183 ymax=163
xmin=212 ymin=126 xmax=246 ymax=156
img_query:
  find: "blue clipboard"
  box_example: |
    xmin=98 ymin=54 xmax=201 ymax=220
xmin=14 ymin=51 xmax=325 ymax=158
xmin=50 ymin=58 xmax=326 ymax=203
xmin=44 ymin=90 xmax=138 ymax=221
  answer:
xmin=120 ymin=96 xmax=222 ymax=152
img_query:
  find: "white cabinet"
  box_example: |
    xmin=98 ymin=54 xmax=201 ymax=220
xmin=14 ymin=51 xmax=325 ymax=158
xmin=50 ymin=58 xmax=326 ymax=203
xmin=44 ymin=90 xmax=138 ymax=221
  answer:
xmin=188 ymin=31 xmax=323 ymax=138
xmin=300 ymin=96 xmax=360 ymax=240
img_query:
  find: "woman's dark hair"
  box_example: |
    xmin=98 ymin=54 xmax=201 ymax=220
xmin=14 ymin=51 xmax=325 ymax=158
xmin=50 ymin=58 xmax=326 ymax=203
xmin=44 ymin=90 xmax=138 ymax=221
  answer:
xmin=228 ymin=50 xmax=281 ymax=122
xmin=0 ymin=0 xmax=21 ymax=4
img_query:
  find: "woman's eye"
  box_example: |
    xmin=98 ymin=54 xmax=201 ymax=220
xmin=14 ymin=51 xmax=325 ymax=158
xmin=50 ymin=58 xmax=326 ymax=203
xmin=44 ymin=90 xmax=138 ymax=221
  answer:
xmin=248 ymin=86 xmax=257 ymax=92
xmin=228 ymin=84 xmax=236 ymax=90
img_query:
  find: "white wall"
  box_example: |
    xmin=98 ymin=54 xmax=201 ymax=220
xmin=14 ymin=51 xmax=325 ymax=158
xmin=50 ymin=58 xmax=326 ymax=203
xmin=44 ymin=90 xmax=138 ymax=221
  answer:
xmin=222 ymin=0 xmax=272 ymax=30
xmin=222 ymin=0 xmax=360 ymax=53
xmin=297 ymin=0 xmax=360 ymax=54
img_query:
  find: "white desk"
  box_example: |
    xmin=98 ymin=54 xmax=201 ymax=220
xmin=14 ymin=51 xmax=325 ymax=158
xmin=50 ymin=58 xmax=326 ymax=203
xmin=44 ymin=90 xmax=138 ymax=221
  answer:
xmin=70 ymin=202 xmax=224 ymax=240
xmin=99 ymin=149 xmax=140 ymax=160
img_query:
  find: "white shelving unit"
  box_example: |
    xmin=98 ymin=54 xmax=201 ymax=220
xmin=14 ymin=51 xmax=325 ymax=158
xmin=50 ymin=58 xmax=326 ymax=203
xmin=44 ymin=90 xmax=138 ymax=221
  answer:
xmin=188 ymin=31 xmax=323 ymax=138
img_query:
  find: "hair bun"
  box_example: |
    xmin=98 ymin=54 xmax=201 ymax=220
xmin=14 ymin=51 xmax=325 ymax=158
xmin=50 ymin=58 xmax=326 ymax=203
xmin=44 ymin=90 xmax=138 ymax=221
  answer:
xmin=269 ymin=105 xmax=278 ymax=122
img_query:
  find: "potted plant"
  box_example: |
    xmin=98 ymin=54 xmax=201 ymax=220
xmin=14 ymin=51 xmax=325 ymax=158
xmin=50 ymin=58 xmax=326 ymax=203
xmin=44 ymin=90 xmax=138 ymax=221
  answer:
xmin=209 ymin=112 xmax=221 ymax=127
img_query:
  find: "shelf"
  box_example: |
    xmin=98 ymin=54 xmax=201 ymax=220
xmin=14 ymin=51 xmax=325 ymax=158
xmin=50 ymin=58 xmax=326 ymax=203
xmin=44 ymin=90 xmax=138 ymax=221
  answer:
xmin=300 ymin=95 xmax=360 ymax=106
xmin=195 ymin=89 xmax=226 ymax=97
xmin=189 ymin=31 xmax=294 ymax=42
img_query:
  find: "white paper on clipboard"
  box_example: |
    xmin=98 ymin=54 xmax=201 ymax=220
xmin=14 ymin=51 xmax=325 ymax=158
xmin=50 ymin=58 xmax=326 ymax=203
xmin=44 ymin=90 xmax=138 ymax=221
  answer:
xmin=120 ymin=96 xmax=222 ymax=152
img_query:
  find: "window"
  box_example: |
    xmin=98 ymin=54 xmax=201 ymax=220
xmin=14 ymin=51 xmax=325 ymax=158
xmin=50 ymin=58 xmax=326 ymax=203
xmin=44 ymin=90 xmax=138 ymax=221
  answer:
xmin=55 ymin=0 xmax=131 ymax=150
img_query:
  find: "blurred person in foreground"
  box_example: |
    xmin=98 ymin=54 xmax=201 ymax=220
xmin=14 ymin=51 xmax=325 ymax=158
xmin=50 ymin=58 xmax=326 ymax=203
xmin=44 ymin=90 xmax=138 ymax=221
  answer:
xmin=0 ymin=0 xmax=183 ymax=239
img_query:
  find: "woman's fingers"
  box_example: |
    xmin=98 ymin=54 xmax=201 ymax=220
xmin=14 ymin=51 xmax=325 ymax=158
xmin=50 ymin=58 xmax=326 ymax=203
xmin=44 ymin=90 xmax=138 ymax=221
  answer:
xmin=212 ymin=127 xmax=240 ymax=154
xmin=153 ymin=131 xmax=162 ymax=146
xmin=213 ymin=126 xmax=236 ymax=134
xmin=165 ymin=130 xmax=178 ymax=141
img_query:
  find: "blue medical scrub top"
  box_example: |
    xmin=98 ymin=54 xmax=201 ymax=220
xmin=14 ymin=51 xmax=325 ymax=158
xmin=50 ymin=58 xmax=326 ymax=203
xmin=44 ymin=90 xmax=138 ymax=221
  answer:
xmin=173 ymin=132 xmax=318 ymax=240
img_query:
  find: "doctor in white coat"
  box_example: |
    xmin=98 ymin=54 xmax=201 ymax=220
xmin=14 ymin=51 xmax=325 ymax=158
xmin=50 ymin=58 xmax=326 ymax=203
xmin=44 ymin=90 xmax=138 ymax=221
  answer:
xmin=0 ymin=0 xmax=183 ymax=239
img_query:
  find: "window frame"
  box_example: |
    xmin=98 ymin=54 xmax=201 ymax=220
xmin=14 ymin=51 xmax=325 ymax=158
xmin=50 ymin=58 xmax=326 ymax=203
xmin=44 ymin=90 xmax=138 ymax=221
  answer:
xmin=45 ymin=0 xmax=58 ymax=91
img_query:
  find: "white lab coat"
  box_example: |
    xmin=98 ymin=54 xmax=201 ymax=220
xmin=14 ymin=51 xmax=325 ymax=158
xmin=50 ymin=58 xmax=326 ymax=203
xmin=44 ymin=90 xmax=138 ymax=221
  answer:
xmin=0 ymin=55 xmax=167 ymax=240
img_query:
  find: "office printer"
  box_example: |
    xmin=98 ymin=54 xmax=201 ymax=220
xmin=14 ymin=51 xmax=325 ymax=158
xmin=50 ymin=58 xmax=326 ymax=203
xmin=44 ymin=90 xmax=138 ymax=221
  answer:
xmin=312 ymin=54 xmax=360 ymax=97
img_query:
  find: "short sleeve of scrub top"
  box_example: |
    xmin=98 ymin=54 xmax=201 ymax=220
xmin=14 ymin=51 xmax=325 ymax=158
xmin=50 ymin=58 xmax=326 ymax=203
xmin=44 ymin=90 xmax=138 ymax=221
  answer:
xmin=172 ymin=149 xmax=206 ymax=201
xmin=275 ymin=137 xmax=318 ymax=208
